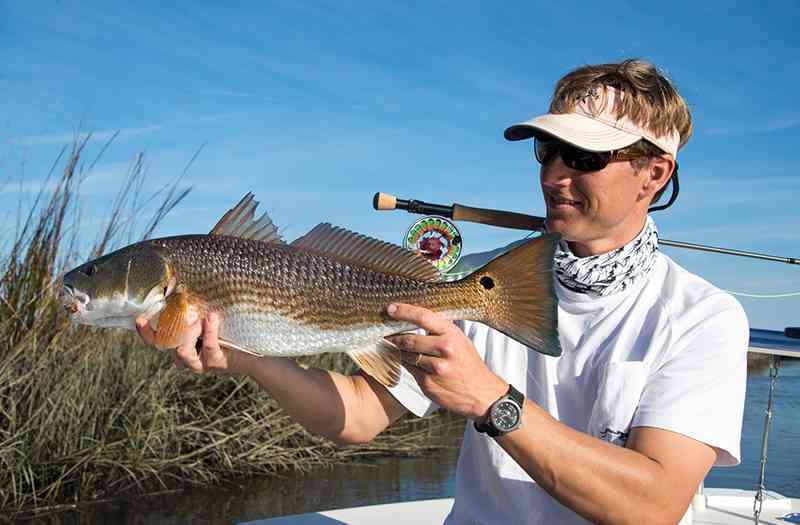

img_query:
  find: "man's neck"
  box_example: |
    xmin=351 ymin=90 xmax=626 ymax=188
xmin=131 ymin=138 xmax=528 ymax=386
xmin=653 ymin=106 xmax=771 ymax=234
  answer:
xmin=567 ymin=217 xmax=649 ymax=258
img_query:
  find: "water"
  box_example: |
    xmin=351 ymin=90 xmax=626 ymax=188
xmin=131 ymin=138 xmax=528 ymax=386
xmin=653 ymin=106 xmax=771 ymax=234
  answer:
xmin=706 ymin=357 xmax=800 ymax=496
xmin=21 ymin=360 xmax=800 ymax=524
xmin=18 ymin=453 xmax=462 ymax=525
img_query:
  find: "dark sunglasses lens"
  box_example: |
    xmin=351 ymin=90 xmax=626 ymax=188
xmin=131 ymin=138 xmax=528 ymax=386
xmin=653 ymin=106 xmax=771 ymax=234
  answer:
xmin=561 ymin=144 xmax=610 ymax=171
xmin=534 ymin=137 xmax=558 ymax=165
xmin=534 ymin=136 xmax=612 ymax=171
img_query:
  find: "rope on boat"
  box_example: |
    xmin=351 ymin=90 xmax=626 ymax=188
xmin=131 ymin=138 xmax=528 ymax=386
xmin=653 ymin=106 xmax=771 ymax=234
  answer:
xmin=753 ymin=356 xmax=782 ymax=524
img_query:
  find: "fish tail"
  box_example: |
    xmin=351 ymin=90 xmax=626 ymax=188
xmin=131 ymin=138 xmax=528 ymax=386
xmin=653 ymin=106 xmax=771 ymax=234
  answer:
xmin=466 ymin=233 xmax=561 ymax=356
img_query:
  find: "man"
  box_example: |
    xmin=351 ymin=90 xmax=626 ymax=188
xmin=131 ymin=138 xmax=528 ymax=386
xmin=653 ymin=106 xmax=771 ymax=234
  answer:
xmin=137 ymin=59 xmax=749 ymax=525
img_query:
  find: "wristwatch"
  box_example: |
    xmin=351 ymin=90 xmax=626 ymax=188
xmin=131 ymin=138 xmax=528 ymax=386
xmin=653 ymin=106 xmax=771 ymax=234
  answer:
xmin=473 ymin=384 xmax=524 ymax=437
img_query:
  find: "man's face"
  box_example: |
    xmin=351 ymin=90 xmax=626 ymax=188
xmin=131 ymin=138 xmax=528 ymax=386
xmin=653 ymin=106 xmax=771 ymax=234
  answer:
xmin=540 ymin=155 xmax=649 ymax=256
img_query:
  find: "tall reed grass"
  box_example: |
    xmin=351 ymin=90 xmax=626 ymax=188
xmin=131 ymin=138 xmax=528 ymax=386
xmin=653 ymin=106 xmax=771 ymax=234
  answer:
xmin=0 ymin=140 xmax=457 ymax=520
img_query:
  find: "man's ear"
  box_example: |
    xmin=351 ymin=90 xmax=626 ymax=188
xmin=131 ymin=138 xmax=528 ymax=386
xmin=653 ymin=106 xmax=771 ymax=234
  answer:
xmin=641 ymin=156 xmax=675 ymax=199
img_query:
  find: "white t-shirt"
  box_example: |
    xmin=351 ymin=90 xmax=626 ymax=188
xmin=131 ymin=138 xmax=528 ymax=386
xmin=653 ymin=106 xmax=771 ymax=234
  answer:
xmin=388 ymin=252 xmax=749 ymax=525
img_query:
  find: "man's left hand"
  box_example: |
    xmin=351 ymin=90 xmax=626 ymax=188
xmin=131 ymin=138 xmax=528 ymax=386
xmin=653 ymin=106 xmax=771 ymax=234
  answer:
xmin=385 ymin=303 xmax=508 ymax=420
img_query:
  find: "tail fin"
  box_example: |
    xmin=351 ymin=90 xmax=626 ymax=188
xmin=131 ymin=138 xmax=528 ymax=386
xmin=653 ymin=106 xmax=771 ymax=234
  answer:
xmin=468 ymin=233 xmax=561 ymax=356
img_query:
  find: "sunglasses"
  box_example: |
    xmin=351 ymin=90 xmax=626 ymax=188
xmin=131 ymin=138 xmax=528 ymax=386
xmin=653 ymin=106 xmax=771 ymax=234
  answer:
xmin=534 ymin=136 xmax=641 ymax=172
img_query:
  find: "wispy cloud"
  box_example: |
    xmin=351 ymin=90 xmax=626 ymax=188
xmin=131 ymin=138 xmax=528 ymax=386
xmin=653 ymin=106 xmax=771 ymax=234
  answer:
xmin=0 ymin=179 xmax=62 ymax=195
xmin=703 ymin=114 xmax=800 ymax=136
xmin=10 ymin=125 xmax=163 ymax=147
xmin=199 ymin=89 xmax=257 ymax=99
xmin=0 ymin=158 xmax=142 ymax=197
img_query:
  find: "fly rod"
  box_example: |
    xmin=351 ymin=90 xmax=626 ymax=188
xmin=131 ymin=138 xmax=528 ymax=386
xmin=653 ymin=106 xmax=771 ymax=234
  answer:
xmin=373 ymin=192 xmax=800 ymax=266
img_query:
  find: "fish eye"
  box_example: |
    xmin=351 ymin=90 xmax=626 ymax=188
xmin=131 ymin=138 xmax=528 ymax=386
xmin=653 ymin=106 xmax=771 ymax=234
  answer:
xmin=84 ymin=264 xmax=98 ymax=277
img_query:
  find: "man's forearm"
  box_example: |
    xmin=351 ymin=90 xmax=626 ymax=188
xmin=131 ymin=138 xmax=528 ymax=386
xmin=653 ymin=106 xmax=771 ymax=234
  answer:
xmin=495 ymin=401 xmax=708 ymax=525
xmin=235 ymin=354 xmax=397 ymax=444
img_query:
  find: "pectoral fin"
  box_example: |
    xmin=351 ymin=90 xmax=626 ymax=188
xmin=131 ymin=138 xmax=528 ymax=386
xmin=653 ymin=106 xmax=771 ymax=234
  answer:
xmin=348 ymin=340 xmax=402 ymax=388
xmin=154 ymin=292 xmax=202 ymax=350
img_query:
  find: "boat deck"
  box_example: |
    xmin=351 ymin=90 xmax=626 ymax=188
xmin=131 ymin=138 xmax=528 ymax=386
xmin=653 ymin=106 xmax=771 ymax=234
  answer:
xmin=241 ymin=489 xmax=800 ymax=525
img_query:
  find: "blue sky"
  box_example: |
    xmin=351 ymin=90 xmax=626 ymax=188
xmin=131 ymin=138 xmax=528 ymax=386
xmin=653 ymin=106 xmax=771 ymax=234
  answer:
xmin=2 ymin=1 xmax=799 ymax=330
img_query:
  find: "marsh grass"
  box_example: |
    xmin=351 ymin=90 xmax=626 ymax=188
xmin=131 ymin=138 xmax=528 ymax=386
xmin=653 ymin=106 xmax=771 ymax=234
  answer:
xmin=0 ymin=141 xmax=458 ymax=520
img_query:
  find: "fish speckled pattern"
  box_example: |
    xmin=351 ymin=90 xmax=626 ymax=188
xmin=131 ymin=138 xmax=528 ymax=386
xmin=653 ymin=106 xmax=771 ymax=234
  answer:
xmin=152 ymin=235 xmax=484 ymax=355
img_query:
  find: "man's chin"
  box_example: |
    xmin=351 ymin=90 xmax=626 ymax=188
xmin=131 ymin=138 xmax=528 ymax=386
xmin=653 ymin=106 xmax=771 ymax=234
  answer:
xmin=545 ymin=219 xmax=593 ymax=246
xmin=544 ymin=218 xmax=572 ymax=238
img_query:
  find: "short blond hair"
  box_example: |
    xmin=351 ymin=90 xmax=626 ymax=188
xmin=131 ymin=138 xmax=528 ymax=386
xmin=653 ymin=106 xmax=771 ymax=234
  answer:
xmin=549 ymin=59 xmax=692 ymax=152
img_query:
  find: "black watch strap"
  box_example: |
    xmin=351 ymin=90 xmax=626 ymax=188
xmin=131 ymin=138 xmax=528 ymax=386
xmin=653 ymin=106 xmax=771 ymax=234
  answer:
xmin=506 ymin=384 xmax=524 ymax=406
xmin=473 ymin=417 xmax=501 ymax=437
xmin=473 ymin=384 xmax=523 ymax=437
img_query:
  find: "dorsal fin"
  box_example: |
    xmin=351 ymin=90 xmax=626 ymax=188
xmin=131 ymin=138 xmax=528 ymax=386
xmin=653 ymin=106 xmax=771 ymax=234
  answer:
xmin=291 ymin=223 xmax=442 ymax=282
xmin=209 ymin=193 xmax=284 ymax=244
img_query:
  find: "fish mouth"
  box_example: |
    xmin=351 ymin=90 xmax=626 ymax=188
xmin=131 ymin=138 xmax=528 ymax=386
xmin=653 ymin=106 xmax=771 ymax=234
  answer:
xmin=60 ymin=283 xmax=150 ymax=329
xmin=62 ymin=283 xmax=89 ymax=316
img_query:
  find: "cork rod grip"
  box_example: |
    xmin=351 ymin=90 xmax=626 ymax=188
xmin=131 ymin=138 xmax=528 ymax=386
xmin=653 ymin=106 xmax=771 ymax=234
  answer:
xmin=373 ymin=192 xmax=398 ymax=211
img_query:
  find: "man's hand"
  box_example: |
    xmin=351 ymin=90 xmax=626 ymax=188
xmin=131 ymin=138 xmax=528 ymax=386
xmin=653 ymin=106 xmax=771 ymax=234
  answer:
xmin=385 ymin=303 xmax=508 ymax=420
xmin=135 ymin=312 xmax=251 ymax=374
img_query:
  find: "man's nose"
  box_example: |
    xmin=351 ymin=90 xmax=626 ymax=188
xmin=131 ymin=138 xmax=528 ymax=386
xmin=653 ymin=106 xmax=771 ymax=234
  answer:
xmin=539 ymin=157 xmax=573 ymax=188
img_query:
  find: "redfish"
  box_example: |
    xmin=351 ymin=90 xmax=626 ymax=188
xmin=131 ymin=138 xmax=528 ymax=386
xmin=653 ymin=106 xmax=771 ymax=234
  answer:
xmin=62 ymin=194 xmax=561 ymax=386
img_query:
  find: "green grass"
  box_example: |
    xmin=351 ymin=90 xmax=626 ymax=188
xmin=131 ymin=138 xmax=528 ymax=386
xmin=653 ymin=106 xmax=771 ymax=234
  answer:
xmin=0 ymin=140 xmax=457 ymax=519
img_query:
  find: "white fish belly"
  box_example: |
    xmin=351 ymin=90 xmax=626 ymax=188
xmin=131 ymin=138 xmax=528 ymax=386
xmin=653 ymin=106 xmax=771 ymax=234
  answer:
xmin=219 ymin=307 xmax=477 ymax=357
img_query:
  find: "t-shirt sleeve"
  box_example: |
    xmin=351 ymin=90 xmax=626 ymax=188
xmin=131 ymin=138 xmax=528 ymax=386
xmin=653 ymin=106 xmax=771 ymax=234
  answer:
xmin=386 ymin=364 xmax=439 ymax=417
xmin=383 ymin=320 xmax=477 ymax=418
xmin=384 ymin=328 xmax=439 ymax=417
xmin=632 ymin=296 xmax=749 ymax=466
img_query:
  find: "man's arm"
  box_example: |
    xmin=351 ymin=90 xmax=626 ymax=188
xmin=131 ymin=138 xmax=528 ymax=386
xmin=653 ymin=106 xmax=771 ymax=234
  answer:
xmin=386 ymin=303 xmax=716 ymax=525
xmin=135 ymin=313 xmax=408 ymax=445
xmin=246 ymin=360 xmax=408 ymax=445
xmin=497 ymin=406 xmax=715 ymax=525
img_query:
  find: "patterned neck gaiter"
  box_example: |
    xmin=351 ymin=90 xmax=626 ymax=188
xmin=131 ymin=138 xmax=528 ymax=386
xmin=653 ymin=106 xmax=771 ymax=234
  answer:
xmin=554 ymin=216 xmax=659 ymax=297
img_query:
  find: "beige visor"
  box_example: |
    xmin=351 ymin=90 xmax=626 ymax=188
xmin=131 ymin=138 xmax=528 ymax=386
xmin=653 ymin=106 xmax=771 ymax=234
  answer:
xmin=504 ymin=86 xmax=680 ymax=157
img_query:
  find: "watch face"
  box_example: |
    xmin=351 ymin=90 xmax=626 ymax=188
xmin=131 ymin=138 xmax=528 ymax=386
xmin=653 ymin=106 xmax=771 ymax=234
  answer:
xmin=491 ymin=400 xmax=520 ymax=432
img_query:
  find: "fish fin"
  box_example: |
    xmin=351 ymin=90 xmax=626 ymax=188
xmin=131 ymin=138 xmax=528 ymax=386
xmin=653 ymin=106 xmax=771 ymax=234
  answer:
xmin=291 ymin=223 xmax=442 ymax=282
xmin=347 ymin=340 xmax=402 ymax=388
xmin=154 ymin=292 xmax=195 ymax=350
xmin=469 ymin=233 xmax=562 ymax=357
xmin=214 ymin=337 xmax=263 ymax=356
xmin=209 ymin=192 xmax=284 ymax=244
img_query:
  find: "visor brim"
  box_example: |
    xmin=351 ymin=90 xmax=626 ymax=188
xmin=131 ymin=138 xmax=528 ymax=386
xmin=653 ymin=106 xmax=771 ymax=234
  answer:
xmin=504 ymin=113 xmax=643 ymax=152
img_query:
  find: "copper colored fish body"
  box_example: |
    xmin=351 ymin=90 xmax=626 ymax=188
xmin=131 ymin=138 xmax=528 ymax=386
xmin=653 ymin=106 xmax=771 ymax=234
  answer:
xmin=62 ymin=194 xmax=561 ymax=386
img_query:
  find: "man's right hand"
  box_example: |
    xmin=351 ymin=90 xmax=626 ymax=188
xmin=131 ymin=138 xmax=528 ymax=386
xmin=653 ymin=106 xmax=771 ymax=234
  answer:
xmin=135 ymin=312 xmax=253 ymax=375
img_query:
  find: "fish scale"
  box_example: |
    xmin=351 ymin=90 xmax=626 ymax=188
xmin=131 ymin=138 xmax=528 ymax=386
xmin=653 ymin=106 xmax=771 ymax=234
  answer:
xmin=147 ymin=236 xmax=457 ymax=354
